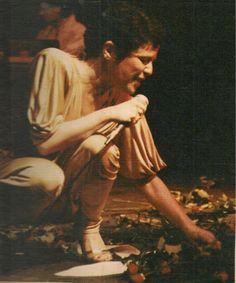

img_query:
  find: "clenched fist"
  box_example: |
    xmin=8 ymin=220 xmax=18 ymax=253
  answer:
xmin=110 ymin=94 xmax=149 ymax=124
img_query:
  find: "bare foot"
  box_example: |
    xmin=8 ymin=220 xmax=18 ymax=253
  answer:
xmin=81 ymin=231 xmax=113 ymax=262
xmin=76 ymin=218 xmax=113 ymax=262
xmin=85 ymin=249 xmax=113 ymax=262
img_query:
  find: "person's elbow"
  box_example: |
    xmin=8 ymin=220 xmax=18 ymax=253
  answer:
xmin=36 ymin=139 xmax=61 ymax=156
xmin=36 ymin=143 xmax=52 ymax=156
xmin=36 ymin=139 xmax=67 ymax=156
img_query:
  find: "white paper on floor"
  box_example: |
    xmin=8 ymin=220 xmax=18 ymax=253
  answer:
xmin=55 ymin=261 xmax=127 ymax=277
xmin=109 ymin=244 xmax=140 ymax=259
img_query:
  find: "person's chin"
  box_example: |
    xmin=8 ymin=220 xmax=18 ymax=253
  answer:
xmin=126 ymin=81 xmax=140 ymax=94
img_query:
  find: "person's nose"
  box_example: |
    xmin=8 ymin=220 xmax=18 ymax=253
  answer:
xmin=143 ymin=61 xmax=153 ymax=76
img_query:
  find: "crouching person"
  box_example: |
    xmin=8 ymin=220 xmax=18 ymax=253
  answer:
xmin=0 ymin=2 xmax=220 ymax=263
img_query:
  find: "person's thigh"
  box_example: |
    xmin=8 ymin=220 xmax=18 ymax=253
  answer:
xmin=0 ymin=157 xmax=65 ymax=225
xmin=59 ymin=134 xmax=108 ymax=183
xmin=49 ymin=135 xmax=120 ymax=223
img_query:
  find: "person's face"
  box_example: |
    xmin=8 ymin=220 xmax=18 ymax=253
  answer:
xmin=39 ymin=2 xmax=61 ymax=23
xmin=109 ymin=43 xmax=159 ymax=95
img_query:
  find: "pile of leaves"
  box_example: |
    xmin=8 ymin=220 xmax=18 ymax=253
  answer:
xmin=102 ymin=188 xmax=235 ymax=283
xmin=0 ymin=188 xmax=235 ymax=282
xmin=106 ymin=209 xmax=234 ymax=283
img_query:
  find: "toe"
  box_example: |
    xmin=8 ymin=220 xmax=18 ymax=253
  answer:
xmin=95 ymin=251 xmax=113 ymax=261
xmin=86 ymin=250 xmax=113 ymax=262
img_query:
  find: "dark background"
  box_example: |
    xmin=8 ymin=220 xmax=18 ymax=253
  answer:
xmin=0 ymin=0 xmax=235 ymax=186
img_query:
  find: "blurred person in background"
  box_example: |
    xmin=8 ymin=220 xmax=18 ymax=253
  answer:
xmin=37 ymin=0 xmax=86 ymax=58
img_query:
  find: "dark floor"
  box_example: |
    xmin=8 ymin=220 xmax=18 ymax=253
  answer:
xmin=0 ymin=181 xmax=235 ymax=282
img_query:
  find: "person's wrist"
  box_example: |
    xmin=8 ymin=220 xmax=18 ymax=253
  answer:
xmin=101 ymin=106 xmax=116 ymax=122
xmin=180 ymin=221 xmax=197 ymax=236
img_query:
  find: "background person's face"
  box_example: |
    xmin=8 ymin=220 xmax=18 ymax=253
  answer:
xmin=39 ymin=2 xmax=61 ymax=23
xmin=110 ymin=43 xmax=159 ymax=95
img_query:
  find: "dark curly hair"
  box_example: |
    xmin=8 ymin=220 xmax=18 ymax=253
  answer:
xmin=84 ymin=1 xmax=165 ymax=60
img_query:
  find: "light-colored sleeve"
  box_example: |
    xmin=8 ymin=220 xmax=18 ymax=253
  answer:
xmin=27 ymin=48 xmax=69 ymax=145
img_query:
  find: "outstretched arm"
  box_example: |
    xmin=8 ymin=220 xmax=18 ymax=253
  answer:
xmin=140 ymin=176 xmax=221 ymax=248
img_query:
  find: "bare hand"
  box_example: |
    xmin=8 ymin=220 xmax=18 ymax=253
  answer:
xmin=111 ymin=94 xmax=149 ymax=124
xmin=185 ymin=225 xmax=221 ymax=249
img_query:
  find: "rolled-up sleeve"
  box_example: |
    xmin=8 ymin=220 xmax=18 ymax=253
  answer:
xmin=27 ymin=49 xmax=68 ymax=145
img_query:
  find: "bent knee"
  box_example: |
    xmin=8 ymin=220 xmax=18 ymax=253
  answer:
xmin=31 ymin=161 xmax=65 ymax=198
xmin=80 ymin=135 xmax=107 ymax=156
xmin=101 ymin=144 xmax=120 ymax=164
xmin=98 ymin=144 xmax=120 ymax=180
xmin=79 ymin=135 xmax=120 ymax=180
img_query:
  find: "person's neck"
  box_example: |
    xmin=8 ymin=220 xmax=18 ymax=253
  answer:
xmin=86 ymin=57 xmax=111 ymax=96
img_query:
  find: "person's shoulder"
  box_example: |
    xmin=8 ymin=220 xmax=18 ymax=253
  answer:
xmin=37 ymin=47 xmax=71 ymax=61
xmin=34 ymin=48 xmax=91 ymax=78
xmin=35 ymin=48 xmax=78 ymax=70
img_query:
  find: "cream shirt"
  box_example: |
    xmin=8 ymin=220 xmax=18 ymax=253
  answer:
xmin=28 ymin=48 xmax=166 ymax=181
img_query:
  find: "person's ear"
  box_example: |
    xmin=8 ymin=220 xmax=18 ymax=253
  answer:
xmin=103 ymin=41 xmax=116 ymax=61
